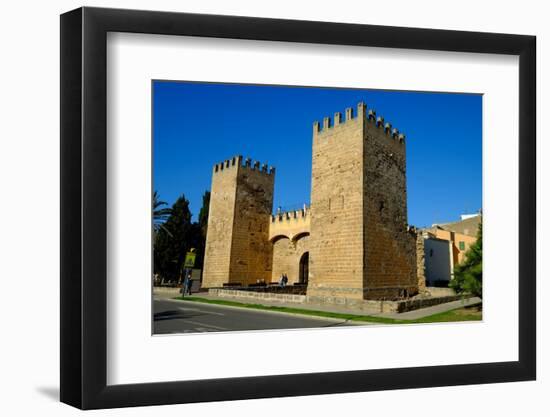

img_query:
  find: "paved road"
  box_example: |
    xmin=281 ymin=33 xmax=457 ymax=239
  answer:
xmin=153 ymin=298 xmax=354 ymax=334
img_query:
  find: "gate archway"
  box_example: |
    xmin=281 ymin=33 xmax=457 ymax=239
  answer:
xmin=299 ymin=252 xmax=309 ymax=284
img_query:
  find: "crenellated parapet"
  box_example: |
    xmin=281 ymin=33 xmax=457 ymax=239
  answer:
xmin=204 ymin=99 xmax=417 ymax=299
xmin=212 ymin=155 xmax=276 ymax=175
xmin=268 ymin=204 xmax=311 ymax=243
xmin=313 ymin=101 xmax=406 ymax=144
xmin=271 ymin=205 xmax=310 ymax=223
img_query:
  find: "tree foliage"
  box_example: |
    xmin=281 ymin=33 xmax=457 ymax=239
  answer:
xmin=198 ymin=191 xmax=210 ymax=238
xmin=154 ymin=195 xmax=193 ymax=282
xmin=194 ymin=191 xmax=211 ymax=270
xmin=449 ymin=219 xmax=482 ymax=298
xmin=153 ymin=191 xmax=172 ymax=235
xmin=153 ymin=191 xmax=210 ymax=283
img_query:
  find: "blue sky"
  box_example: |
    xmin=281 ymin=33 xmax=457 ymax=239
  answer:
xmin=153 ymin=81 xmax=482 ymax=227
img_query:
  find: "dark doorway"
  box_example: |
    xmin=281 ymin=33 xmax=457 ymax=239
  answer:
xmin=299 ymin=252 xmax=309 ymax=284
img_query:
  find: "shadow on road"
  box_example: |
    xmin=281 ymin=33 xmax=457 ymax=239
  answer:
xmin=321 ymin=320 xmax=352 ymax=327
xmin=153 ymin=309 xmax=210 ymax=321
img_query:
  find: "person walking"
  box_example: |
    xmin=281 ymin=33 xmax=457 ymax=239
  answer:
xmin=185 ymin=272 xmax=193 ymax=296
xmin=181 ymin=272 xmax=190 ymax=297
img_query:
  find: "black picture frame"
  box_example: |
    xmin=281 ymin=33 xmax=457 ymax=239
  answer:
xmin=60 ymin=6 xmax=536 ymax=410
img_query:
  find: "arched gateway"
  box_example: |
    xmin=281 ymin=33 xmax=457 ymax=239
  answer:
xmin=202 ymin=101 xmax=420 ymax=301
xmin=299 ymin=252 xmax=309 ymax=284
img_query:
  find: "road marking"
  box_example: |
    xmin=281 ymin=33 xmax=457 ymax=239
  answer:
xmin=185 ymin=320 xmax=228 ymax=331
xmin=177 ymin=307 xmax=225 ymax=316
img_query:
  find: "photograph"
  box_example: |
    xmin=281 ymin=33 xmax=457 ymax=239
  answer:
xmin=0 ymin=0 xmax=541 ymax=413
xmin=152 ymin=81 xmax=483 ymax=335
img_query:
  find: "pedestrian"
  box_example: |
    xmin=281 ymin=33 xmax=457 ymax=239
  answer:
xmin=181 ymin=275 xmax=187 ymax=297
xmin=283 ymin=274 xmax=288 ymax=287
xmin=185 ymin=273 xmax=193 ymax=296
xmin=279 ymin=274 xmax=285 ymax=288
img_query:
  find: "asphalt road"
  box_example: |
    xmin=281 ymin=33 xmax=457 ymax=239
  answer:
xmin=153 ymin=298 xmax=353 ymax=334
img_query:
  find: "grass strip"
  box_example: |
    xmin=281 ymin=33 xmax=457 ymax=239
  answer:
xmin=174 ymin=296 xmax=481 ymax=324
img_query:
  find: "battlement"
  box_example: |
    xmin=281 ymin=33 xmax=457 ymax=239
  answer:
xmin=313 ymin=101 xmax=406 ymax=144
xmin=268 ymin=204 xmax=311 ymax=242
xmin=213 ymin=155 xmax=276 ymax=175
xmin=271 ymin=205 xmax=310 ymax=223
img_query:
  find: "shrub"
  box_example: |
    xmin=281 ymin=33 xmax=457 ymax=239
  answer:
xmin=449 ymin=219 xmax=482 ymax=299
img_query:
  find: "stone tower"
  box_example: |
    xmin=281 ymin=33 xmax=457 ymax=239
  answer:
xmin=202 ymin=155 xmax=275 ymax=288
xmin=307 ymin=102 xmax=418 ymax=302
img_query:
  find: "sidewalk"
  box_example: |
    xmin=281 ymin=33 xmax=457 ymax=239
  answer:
xmin=164 ymin=291 xmax=481 ymax=321
xmin=376 ymin=297 xmax=481 ymax=319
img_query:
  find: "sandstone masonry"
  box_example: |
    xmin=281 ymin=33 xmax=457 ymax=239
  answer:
xmin=202 ymin=102 xmax=422 ymax=302
xmin=202 ymin=156 xmax=275 ymax=287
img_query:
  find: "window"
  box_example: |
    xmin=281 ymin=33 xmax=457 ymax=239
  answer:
xmin=459 ymin=241 xmax=465 ymax=251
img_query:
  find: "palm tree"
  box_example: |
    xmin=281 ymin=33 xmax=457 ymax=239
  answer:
xmin=153 ymin=191 xmax=172 ymax=235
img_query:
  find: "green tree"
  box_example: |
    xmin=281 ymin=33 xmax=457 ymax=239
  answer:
xmin=153 ymin=191 xmax=172 ymax=235
xmin=154 ymin=195 xmax=193 ymax=282
xmin=449 ymin=219 xmax=482 ymax=298
xmin=198 ymin=191 xmax=210 ymax=238
xmin=194 ymin=191 xmax=211 ymax=269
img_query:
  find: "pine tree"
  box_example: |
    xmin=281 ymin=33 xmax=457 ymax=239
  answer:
xmin=449 ymin=219 xmax=482 ymax=298
xmin=154 ymin=195 xmax=193 ymax=282
xmin=194 ymin=191 xmax=211 ymax=269
xmin=198 ymin=191 xmax=210 ymax=239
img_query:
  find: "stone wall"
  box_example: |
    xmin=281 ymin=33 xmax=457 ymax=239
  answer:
xmin=426 ymin=286 xmax=456 ymax=297
xmin=268 ymin=206 xmax=310 ymax=241
xmin=202 ymin=157 xmax=240 ymax=288
xmin=271 ymin=235 xmax=310 ymax=284
xmin=202 ymin=156 xmax=275 ymax=288
xmin=209 ymin=288 xmax=306 ymax=303
xmin=153 ymin=286 xmax=181 ymax=297
xmin=203 ymin=102 xmax=419 ymax=303
xmin=416 ymin=233 xmax=427 ymax=292
xmin=307 ymin=103 xmax=418 ymax=302
xmin=229 ymin=160 xmax=275 ymax=285
xmin=363 ymin=113 xmax=418 ymax=298
xmin=271 ymin=237 xmax=293 ymax=283
xmin=307 ymin=105 xmax=366 ymax=302
xmin=209 ymin=288 xmax=463 ymax=314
